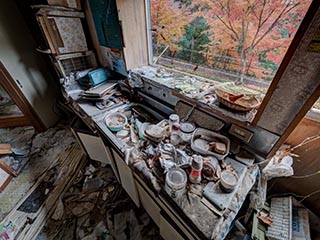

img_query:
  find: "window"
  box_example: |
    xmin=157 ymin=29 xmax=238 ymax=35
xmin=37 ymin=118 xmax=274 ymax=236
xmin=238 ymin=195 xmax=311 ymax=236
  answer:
xmin=307 ymin=97 xmax=320 ymax=121
xmin=313 ymin=98 xmax=320 ymax=111
xmin=149 ymin=0 xmax=312 ymax=99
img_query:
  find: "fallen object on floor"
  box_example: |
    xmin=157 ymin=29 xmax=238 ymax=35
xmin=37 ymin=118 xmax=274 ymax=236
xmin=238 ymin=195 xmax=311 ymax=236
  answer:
xmin=0 ymin=144 xmax=12 ymax=155
xmin=0 ymin=145 xmax=86 ymax=240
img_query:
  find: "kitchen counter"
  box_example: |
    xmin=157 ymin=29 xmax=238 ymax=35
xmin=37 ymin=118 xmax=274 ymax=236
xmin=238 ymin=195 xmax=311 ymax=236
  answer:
xmin=61 ymin=79 xmax=258 ymax=240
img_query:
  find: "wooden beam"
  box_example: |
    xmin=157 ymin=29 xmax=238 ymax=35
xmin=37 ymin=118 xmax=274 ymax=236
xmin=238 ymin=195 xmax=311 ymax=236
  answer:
xmin=83 ymin=0 xmax=107 ymax=67
xmin=253 ymin=0 xmax=320 ymax=127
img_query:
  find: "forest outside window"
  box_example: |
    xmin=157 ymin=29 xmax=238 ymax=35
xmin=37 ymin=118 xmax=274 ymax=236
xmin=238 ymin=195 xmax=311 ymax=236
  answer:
xmin=148 ymin=0 xmax=312 ymax=121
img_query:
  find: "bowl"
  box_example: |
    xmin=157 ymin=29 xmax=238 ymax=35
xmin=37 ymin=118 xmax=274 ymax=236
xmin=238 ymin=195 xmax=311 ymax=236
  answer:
xmin=144 ymin=124 xmax=165 ymax=143
xmin=219 ymin=170 xmax=239 ymax=193
xmin=215 ymin=88 xmax=261 ymax=111
xmin=104 ymin=112 xmax=128 ymax=132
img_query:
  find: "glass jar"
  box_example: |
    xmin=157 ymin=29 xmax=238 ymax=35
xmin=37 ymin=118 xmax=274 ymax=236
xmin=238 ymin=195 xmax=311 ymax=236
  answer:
xmin=169 ymin=114 xmax=180 ymax=133
xmin=165 ymin=167 xmax=187 ymax=199
xmin=179 ymin=122 xmax=195 ymax=143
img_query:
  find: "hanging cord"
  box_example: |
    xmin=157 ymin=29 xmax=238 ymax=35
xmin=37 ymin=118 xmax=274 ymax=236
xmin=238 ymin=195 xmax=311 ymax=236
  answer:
xmin=266 ymin=189 xmax=320 ymax=204
xmin=290 ymin=134 xmax=320 ymax=152
xmin=288 ymin=170 xmax=320 ymax=179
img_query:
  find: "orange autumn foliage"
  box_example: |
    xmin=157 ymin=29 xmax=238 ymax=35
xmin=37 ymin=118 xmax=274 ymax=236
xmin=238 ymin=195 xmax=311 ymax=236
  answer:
xmin=151 ymin=0 xmax=190 ymax=52
xmin=191 ymin=0 xmax=312 ymax=80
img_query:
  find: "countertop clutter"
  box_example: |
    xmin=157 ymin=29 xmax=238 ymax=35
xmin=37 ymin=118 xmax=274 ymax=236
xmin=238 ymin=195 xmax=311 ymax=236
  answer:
xmin=117 ymin=110 xmax=257 ymax=239
xmin=61 ymin=69 xmax=318 ymax=240
xmin=62 ymin=76 xmax=258 ymax=240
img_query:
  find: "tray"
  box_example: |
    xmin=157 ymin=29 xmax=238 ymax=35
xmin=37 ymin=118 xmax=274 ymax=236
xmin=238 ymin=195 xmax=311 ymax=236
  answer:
xmin=191 ymin=128 xmax=230 ymax=160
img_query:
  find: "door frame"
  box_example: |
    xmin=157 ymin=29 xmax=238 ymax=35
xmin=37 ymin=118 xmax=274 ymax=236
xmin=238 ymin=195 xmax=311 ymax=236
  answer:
xmin=0 ymin=61 xmax=46 ymax=132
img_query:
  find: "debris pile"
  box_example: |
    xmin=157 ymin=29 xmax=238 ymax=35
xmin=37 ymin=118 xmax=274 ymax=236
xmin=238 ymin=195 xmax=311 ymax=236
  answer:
xmin=36 ymin=161 xmax=159 ymax=240
xmin=0 ymin=126 xmax=76 ymax=219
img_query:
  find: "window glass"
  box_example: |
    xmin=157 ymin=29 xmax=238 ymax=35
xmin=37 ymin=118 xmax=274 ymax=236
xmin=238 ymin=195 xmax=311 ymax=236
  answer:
xmin=150 ymin=0 xmax=312 ymax=95
xmin=313 ymin=98 xmax=320 ymax=110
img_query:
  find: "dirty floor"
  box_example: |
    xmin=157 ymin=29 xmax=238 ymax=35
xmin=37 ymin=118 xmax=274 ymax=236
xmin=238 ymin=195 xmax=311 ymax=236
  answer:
xmin=0 ymin=125 xmax=160 ymax=240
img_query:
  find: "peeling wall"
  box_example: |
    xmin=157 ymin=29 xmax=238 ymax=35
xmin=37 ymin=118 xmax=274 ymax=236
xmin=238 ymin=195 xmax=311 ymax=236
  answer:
xmin=0 ymin=1 xmax=58 ymax=127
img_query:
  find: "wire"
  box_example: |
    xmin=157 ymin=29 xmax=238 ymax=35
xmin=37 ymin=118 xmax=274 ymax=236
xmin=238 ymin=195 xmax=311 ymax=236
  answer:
xmin=288 ymin=170 xmax=320 ymax=179
xmin=290 ymin=134 xmax=320 ymax=151
xmin=267 ymin=189 xmax=320 ymax=203
xmin=267 ymin=192 xmax=306 ymax=201
xmin=298 ymin=189 xmax=320 ymax=203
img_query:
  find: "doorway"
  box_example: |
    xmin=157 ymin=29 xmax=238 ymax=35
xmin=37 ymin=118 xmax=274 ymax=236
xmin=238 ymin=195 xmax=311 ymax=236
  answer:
xmin=0 ymin=61 xmax=45 ymax=132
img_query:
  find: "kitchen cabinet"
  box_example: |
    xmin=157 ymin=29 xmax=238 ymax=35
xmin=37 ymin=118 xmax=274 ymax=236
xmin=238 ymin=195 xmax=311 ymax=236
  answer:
xmin=71 ymin=118 xmax=120 ymax=182
xmin=136 ymin=178 xmax=160 ymax=225
xmin=76 ymin=132 xmax=110 ymax=164
xmin=159 ymin=211 xmax=186 ymax=240
xmin=111 ymin=148 xmax=140 ymax=207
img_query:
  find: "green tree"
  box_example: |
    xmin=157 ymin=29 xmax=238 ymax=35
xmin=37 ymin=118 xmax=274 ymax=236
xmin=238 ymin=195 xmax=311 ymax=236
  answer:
xmin=178 ymin=17 xmax=211 ymax=64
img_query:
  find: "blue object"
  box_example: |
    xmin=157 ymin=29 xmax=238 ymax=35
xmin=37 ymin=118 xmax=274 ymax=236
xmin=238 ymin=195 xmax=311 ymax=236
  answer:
xmin=88 ymin=68 xmax=108 ymax=84
xmin=77 ymin=68 xmax=112 ymax=87
xmin=113 ymin=59 xmax=128 ymax=77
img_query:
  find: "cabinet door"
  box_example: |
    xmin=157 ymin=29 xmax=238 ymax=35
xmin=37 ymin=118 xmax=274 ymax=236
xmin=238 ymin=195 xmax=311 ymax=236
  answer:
xmin=136 ymin=182 xmax=160 ymax=225
xmin=116 ymin=0 xmax=148 ymax=70
xmin=77 ymin=132 xmax=110 ymax=164
xmin=112 ymin=149 xmax=140 ymax=207
xmin=104 ymin=144 xmax=120 ymax=182
xmin=160 ymin=212 xmax=185 ymax=240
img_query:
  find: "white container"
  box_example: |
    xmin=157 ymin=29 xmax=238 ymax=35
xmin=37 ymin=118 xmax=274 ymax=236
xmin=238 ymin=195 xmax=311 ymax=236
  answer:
xmin=179 ymin=122 xmax=195 ymax=143
xmin=164 ymin=168 xmax=187 ymax=199
xmin=191 ymin=128 xmax=230 ymax=160
xmin=169 ymin=114 xmax=180 ymax=132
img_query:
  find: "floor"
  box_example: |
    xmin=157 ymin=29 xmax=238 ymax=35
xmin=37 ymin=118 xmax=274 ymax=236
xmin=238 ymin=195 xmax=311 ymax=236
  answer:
xmin=0 ymin=125 xmax=159 ymax=240
xmin=0 ymin=86 xmax=22 ymax=115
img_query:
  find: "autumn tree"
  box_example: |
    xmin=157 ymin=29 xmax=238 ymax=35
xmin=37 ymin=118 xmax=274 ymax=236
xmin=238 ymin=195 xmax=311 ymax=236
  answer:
xmin=151 ymin=0 xmax=190 ymax=55
xmin=191 ymin=0 xmax=312 ymax=83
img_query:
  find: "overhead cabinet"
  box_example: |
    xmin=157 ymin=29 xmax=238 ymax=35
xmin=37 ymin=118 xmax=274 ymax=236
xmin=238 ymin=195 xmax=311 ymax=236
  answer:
xmin=36 ymin=9 xmax=88 ymax=54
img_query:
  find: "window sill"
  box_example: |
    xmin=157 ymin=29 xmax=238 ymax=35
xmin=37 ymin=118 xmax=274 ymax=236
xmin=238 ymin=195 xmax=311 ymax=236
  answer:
xmin=133 ymin=64 xmax=261 ymax=125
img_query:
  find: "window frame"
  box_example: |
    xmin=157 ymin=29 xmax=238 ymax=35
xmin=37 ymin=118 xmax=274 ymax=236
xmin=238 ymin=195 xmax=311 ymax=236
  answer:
xmin=141 ymin=0 xmax=320 ymax=157
xmin=306 ymin=107 xmax=320 ymax=122
xmin=145 ymin=0 xmax=320 ymax=123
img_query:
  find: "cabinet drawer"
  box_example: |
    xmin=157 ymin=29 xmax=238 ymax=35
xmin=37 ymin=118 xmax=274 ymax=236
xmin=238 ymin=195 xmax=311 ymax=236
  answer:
xmin=112 ymin=149 xmax=140 ymax=207
xmin=136 ymin=182 xmax=160 ymax=225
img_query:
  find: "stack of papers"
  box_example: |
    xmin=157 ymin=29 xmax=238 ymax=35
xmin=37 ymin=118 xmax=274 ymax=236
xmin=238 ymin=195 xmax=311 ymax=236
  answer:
xmin=81 ymin=82 xmax=118 ymax=101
